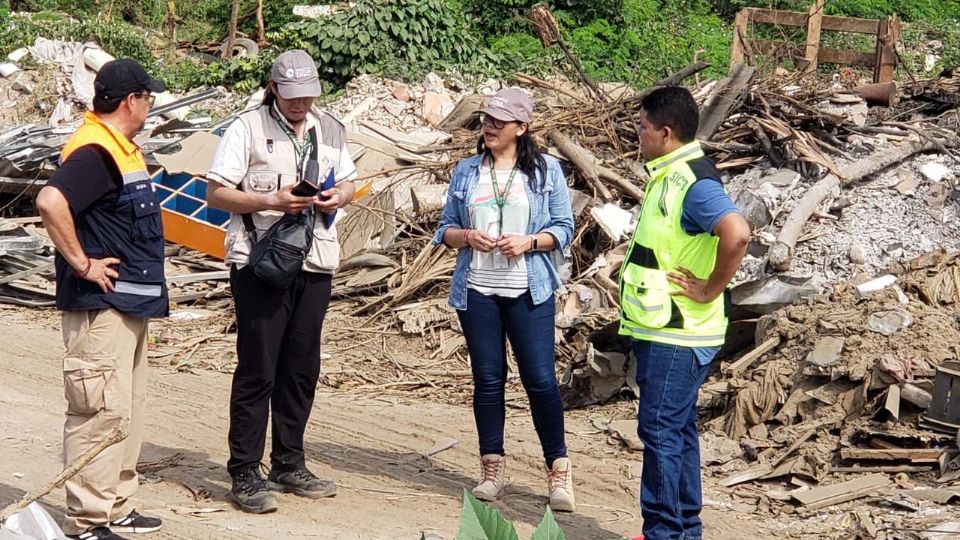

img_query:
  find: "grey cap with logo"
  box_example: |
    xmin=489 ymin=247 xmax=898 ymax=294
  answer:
xmin=271 ymin=50 xmax=322 ymax=99
xmin=479 ymin=88 xmax=533 ymax=123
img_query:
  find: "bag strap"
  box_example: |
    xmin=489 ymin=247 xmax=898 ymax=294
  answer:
xmin=241 ymin=125 xmax=321 ymax=234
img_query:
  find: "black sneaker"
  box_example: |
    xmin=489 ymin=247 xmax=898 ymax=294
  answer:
xmin=266 ymin=467 xmax=337 ymax=499
xmin=231 ymin=467 xmax=278 ymax=514
xmin=67 ymin=527 xmax=129 ymax=540
xmin=109 ymin=510 xmax=162 ymax=534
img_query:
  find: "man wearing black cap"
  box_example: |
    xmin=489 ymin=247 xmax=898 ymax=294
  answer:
xmin=36 ymin=58 xmax=168 ymax=540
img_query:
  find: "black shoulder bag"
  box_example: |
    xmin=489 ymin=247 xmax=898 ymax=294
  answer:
xmin=241 ymin=128 xmax=318 ymax=289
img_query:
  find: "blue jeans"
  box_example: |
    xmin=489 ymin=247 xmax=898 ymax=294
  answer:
xmin=634 ymin=340 xmax=711 ymax=540
xmin=457 ymin=289 xmax=567 ymax=466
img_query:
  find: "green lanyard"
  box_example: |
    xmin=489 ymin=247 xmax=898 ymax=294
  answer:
xmin=270 ymin=103 xmax=313 ymax=174
xmin=488 ymin=155 xmax=518 ymax=236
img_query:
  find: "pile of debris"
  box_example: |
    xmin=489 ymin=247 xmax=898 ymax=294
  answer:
xmin=693 ymin=250 xmax=960 ymax=535
xmin=0 ymin=217 xmax=231 ymax=309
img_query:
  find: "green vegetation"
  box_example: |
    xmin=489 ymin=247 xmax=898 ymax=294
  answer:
xmin=1 ymin=0 xmax=958 ymax=95
xmin=0 ymin=12 xmax=156 ymax=67
xmin=453 ymin=490 xmax=566 ymax=540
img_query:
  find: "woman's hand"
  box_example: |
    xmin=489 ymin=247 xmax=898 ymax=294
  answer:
xmin=466 ymin=229 xmax=497 ymax=252
xmin=496 ymin=234 xmax=532 ymax=258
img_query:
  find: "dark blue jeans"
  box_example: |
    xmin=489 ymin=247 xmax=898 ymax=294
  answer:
xmin=457 ymin=289 xmax=567 ymax=466
xmin=634 ymin=340 xmax=710 ymax=540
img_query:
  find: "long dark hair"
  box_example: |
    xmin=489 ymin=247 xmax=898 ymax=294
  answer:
xmin=476 ymin=131 xmax=547 ymax=191
xmin=262 ymin=82 xmax=277 ymax=108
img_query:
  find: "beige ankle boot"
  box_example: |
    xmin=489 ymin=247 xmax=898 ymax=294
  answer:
xmin=547 ymin=457 xmax=575 ymax=512
xmin=471 ymin=454 xmax=506 ymax=501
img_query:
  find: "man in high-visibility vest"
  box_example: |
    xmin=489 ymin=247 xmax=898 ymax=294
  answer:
xmin=620 ymin=86 xmax=750 ymax=540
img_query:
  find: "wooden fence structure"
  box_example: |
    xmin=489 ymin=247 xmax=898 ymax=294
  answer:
xmin=731 ymin=0 xmax=901 ymax=83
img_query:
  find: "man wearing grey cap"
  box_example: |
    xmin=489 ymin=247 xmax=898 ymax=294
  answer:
xmin=206 ymin=49 xmax=357 ymax=514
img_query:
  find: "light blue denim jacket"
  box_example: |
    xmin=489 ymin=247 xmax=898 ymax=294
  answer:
xmin=432 ymin=153 xmax=575 ymax=310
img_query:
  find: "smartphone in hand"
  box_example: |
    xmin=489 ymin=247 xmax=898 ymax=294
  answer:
xmin=292 ymin=159 xmax=321 ymax=197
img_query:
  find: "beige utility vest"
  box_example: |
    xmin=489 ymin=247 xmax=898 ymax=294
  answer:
xmin=223 ymin=105 xmax=347 ymax=273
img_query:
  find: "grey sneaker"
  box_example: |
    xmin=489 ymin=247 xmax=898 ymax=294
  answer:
xmin=266 ymin=467 xmax=336 ymax=499
xmin=231 ymin=468 xmax=278 ymax=514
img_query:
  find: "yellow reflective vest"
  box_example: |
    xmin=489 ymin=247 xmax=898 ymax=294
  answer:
xmin=618 ymin=141 xmax=728 ymax=347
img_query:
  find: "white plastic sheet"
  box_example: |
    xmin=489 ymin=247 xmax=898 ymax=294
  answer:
xmin=0 ymin=503 xmax=67 ymax=540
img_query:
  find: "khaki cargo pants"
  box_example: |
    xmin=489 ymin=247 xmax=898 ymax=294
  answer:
xmin=61 ymin=308 xmax=148 ymax=536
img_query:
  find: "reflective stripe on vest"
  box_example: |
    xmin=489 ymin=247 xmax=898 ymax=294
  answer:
xmin=114 ymin=281 xmax=163 ymax=297
xmin=618 ymin=140 xmax=728 ymax=348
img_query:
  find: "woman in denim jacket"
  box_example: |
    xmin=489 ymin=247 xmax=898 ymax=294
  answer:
xmin=432 ymin=88 xmax=575 ymax=511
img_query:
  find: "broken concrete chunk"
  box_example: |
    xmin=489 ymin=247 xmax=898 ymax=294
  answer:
xmin=7 ymin=47 xmax=29 ymax=63
xmin=806 ymin=336 xmax=845 ymax=367
xmin=734 ymin=189 xmax=772 ymax=231
xmin=11 ymin=80 xmax=33 ymax=94
xmin=849 ymin=243 xmax=866 ymax=265
xmin=830 ymin=94 xmax=864 ymax=105
xmin=895 ymin=171 xmax=921 ymax=195
xmin=920 ymin=162 xmax=951 ymax=183
xmin=854 ymin=274 xmax=897 ymax=299
xmin=607 ymin=419 xmax=643 ymax=452
xmin=701 ymin=431 xmax=742 ymax=465
xmin=424 ymin=72 xmax=445 ymax=93
xmin=751 ymin=168 xmax=800 ymax=189
xmin=421 ymin=91 xmax=454 ymax=127
xmin=391 ymin=84 xmax=411 ymax=102
xmin=0 ymin=62 xmax=21 ymax=77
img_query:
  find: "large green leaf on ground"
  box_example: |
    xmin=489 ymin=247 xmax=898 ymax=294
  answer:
xmin=530 ymin=507 xmax=564 ymax=540
xmin=456 ymin=489 xmax=520 ymax=540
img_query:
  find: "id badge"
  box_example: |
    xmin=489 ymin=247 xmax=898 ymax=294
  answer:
xmin=492 ymin=249 xmax=510 ymax=269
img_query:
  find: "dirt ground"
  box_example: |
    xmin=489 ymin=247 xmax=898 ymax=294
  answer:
xmin=0 ymin=304 xmax=782 ymax=540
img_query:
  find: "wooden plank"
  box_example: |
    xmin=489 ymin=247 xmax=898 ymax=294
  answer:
xmin=166 ymin=270 xmax=229 ymax=285
xmin=751 ymin=40 xmax=876 ymax=68
xmin=840 ymin=448 xmax=944 ymax=463
xmin=830 ymin=465 xmax=932 ymax=474
xmin=817 ymin=47 xmax=876 ymax=68
xmin=804 ymin=0 xmax=825 ymax=72
xmin=874 ymin=14 xmax=900 ymax=83
xmin=748 ymin=8 xmax=879 ymax=34
xmin=723 ymin=336 xmax=781 ymax=377
xmin=792 ymin=474 xmax=889 ymax=511
xmin=723 ymin=428 xmax=816 ymax=487
xmin=697 ymin=62 xmax=755 ymax=141
xmin=731 ymin=9 xmax=750 ymax=65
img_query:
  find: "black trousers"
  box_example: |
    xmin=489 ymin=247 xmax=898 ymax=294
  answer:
xmin=227 ymin=265 xmax=332 ymax=476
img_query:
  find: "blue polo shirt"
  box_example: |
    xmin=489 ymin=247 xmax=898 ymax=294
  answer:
xmin=678 ymin=178 xmax=740 ymax=365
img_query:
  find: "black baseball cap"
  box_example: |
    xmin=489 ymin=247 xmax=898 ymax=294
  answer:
xmin=94 ymin=59 xmax=166 ymax=101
